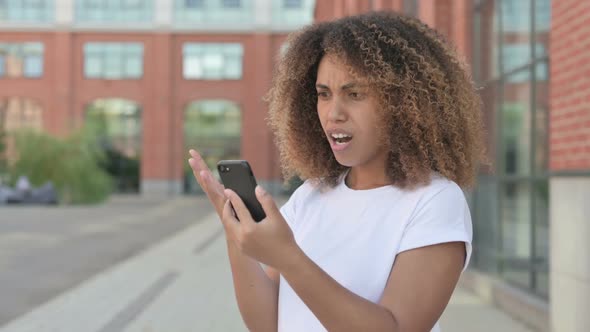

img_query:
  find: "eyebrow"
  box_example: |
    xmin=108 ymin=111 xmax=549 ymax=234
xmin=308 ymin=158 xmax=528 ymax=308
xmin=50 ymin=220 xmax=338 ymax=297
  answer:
xmin=315 ymin=82 xmax=367 ymax=91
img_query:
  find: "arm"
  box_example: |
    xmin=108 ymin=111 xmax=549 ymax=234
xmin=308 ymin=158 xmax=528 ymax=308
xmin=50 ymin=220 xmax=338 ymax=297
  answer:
xmin=280 ymin=241 xmax=465 ymax=332
xmin=188 ymin=150 xmax=279 ymax=332
xmin=225 ymin=241 xmax=280 ymax=332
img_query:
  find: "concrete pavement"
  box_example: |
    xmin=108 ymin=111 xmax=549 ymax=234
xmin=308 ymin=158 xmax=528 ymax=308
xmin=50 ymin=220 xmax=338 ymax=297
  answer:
xmin=0 ymin=206 xmax=535 ymax=332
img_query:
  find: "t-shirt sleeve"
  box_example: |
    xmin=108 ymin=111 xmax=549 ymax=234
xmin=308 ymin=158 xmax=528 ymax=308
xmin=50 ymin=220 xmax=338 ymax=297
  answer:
xmin=397 ymin=182 xmax=473 ymax=271
xmin=280 ymin=195 xmax=296 ymax=229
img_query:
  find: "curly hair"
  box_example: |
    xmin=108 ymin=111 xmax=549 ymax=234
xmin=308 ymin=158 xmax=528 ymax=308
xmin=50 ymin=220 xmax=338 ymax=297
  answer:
xmin=266 ymin=11 xmax=486 ymax=190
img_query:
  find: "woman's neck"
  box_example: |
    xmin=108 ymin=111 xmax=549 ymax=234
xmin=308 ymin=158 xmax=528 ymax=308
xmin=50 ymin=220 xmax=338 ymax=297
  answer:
xmin=346 ymin=166 xmax=391 ymax=190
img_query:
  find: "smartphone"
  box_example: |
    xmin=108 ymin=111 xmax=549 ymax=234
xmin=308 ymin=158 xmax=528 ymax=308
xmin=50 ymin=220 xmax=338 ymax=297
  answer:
xmin=217 ymin=160 xmax=266 ymax=222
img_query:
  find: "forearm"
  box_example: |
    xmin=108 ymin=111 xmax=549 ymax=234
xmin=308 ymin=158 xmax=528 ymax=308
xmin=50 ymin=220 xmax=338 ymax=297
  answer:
xmin=280 ymin=247 xmax=399 ymax=332
xmin=226 ymin=240 xmax=278 ymax=332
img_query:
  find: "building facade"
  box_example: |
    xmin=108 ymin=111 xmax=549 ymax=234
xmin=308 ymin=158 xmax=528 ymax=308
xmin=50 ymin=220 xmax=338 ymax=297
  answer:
xmin=0 ymin=0 xmax=315 ymax=195
xmin=316 ymin=1 xmax=587 ymax=331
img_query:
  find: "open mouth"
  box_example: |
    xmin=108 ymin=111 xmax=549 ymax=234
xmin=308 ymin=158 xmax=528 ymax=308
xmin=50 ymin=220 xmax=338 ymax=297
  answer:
xmin=330 ymin=133 xmax=353 ymax=147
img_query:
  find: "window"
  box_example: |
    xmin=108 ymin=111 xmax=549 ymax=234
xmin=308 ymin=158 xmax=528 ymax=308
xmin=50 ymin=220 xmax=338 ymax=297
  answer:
xmin=0 ymin=42 xmax=44 ymax=78
xmin=222 ymin=0 xmax=240 ymax=8
xmin=283 ymin=0 xmax=302 ymax=9
xmin=272 ymin=0 xmax=313 ymax=28
xmin=471 ymin=0 xmax=550 ymax=298
xmin=75 ymin=0 xmax=152 ymax=22
xmin=183 ymin=43 xmax=243 ymax=80
xmin=185 ymin=0 xmax=204 ymax=8
xmin=0 ymin=0 xmax=52 ymax=22
xmin=84 ymin=42 xmax=144 ymax=80
xmin=175 ymin=0 xmax=253 ymax=24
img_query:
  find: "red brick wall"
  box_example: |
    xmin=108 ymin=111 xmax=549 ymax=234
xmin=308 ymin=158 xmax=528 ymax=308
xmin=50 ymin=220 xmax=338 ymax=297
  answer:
xmin=314 ymin=0 xmax=403 ymax=21
xmin=550 ymin=0 xmax=590 ymax=170
xmin=0 ymin=31 xmax=287 ymax=189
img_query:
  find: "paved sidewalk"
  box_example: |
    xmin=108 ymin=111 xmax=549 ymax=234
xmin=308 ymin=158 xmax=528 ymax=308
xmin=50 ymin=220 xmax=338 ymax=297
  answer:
xmin=0 ymin=212 xmax=534 ymax=332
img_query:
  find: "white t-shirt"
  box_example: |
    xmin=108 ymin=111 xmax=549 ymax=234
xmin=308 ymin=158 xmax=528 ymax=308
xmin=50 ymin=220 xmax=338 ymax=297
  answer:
xmin=277 ymin=174 xmax=473 ymax=332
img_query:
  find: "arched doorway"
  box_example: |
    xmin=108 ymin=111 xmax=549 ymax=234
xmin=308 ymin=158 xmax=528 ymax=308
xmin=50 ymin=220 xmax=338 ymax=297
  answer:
xmin=85 ymin=98 xmax=141 ymax=193
xmin=184 ymin=100 xmax=241 ymax=194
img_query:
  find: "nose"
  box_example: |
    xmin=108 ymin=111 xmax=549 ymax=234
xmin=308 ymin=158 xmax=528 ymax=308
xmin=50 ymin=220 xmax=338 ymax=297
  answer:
xmin=327 ymin=99 xmax=347 ymax=123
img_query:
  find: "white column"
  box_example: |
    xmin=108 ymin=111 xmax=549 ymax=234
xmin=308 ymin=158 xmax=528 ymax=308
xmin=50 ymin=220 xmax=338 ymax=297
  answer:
xmin=155 ymin=0 xmax=173 ymax=28
xmin=254 ymin=0 xmax=273 ymax=30
xmin=55 ymin=0 xmax=74 ymax=26
xmin=550 ymin=177 xmax=590 ymax=332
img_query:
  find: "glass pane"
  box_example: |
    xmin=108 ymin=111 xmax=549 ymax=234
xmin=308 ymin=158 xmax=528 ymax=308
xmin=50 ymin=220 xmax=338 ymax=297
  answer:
xmin=222 ymin=0 xmax=241 ymax=8
xmin=85 ymin=55 xmax=101 ymax=77
xmin=502 ymin=75 xmax=531 ymax=175
xmin=0 ymin=56 xmax=5 ymax=76
xmin=534 ymin=179 xmax=549 ymax=298
xmin=500 ymin=0 xmax=532 ymax=74
xmin=225 ymin=55 xmax=241 ymax=79
xmin=502 ymin=44 xmax=531 ymax=75
xmin=500 ymin=181 xmax=532 ymax=289
xmin=534 ymin=0 xmax=550 ymax=58
xmin=283 ymin=0 xmax=302 ymax=9
xmin=125 ymin=57 xmax=142 ymax=78
xmin=472 ymin=176 xmax=500 ymax=273
xmin=534 ymin=61 xmax=549 ymax=173
xmin=183 ymin=56 xmax=201 ymax=79
xmin=182 ymin=43 xmax=243 ymax=80
xmin=104 ymin=50 xmax=123 ymax=79
xmin=76 ymin=0 xmax=150 ymax=22
xmin=480 ymin=82 xmax=498 ymax=173
xmin=23 ymin=55 xmax=43 ymax=77
xmin=478 ymin=0 xmax=500 ymax=81
xmin=501 ymin=0 xmax=531 ymax=33
xmin=184 ymin=0 xmax=204 ymax=9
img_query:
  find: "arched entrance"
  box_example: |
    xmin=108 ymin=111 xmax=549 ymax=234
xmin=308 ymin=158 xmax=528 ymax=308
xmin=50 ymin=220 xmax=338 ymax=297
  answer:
xmin=183 ymin=100 xmax=241 ymax=194
xmin=85 ymin=98 xmax=142 ymax=193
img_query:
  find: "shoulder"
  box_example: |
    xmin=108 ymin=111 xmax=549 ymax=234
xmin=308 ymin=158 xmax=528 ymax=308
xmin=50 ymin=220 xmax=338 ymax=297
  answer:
xmin=403 ymin=175 xmax=467 ymax=222
xmin=412 ymin=174 xmax=464 ymax=205
xmin=286 ymin=179 xmax=320 ymax=203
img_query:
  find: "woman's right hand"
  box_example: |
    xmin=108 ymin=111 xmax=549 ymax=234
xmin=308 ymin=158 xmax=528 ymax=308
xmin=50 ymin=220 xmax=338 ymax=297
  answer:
xmin=188 ymin=149 xmax=226 ymax=218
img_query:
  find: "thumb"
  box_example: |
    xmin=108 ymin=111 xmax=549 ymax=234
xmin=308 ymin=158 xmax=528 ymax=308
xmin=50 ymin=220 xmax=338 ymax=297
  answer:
xmin=255 ymin=185 xmax=280 ymax=218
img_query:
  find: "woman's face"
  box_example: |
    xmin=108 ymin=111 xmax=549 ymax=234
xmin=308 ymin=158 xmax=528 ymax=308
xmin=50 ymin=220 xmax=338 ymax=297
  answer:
xmin=316 ymin=55 xmax=389 ymax=171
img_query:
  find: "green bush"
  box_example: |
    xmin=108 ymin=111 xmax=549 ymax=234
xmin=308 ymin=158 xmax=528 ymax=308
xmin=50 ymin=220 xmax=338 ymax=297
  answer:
xmin=0 ymin=125 xmax=7 ymax=177
xmin=8 ymin=128 xmax=113 ymax=204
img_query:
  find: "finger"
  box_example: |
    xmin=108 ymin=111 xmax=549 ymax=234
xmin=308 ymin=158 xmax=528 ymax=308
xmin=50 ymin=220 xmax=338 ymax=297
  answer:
xmin=202 ymin=171 xmax=225 ymax=201
xmin=222 ymin=199 xmax=239 ymax=229
xmin=188 ymin=157 xmax=207 ymax=189
xmin=222 ymin=200 xmax=239 ymax=241
xmin=187 ymin=150 xmax=224 ymax=198
xmin=255 ymin=186 xmax=280 ymax=218
xmin=224 ymin=189 xmax=256 ymax=225
xmin=187 ymin=150 xmax=216 ymax=187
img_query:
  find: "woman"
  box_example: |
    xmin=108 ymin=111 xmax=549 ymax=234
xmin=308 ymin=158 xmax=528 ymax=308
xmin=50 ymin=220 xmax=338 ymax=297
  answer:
xmin=189 ymin=11 xmax=485 ymax=332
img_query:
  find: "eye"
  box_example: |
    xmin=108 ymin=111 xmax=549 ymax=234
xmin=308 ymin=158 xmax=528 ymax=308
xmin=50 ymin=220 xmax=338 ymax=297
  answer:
xmin=349 ymin=92 xmax=363 ymax=100
xmin=316 ymin=91 xmax=330 ymax=99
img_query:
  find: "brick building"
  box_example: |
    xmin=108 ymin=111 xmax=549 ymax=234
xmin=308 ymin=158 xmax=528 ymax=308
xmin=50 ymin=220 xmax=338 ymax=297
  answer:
xmin=0 ymin=1 xmax=588 ymax=331
xmin=0 ymin=0 xmax=313 ymax=195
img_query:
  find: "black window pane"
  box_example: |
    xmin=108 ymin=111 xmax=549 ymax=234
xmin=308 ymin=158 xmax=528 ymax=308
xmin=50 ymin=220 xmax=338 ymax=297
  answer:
xmin=534 ymin=179 xmax=549 ymax=298
xmin=500 ymin=181 xmax=532 ymax=289
xmin=222 ymin=0 xmax=240 ymax=8
xmin=283 ymin=0 xmax=301 ymax=9
xmin=185 ymin=0 xmax=204 ymax=8
xmin=502 ymin=73 xmax=532 ymax=175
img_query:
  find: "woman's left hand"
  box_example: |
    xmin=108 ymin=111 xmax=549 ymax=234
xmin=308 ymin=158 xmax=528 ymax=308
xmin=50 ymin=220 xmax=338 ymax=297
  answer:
xmin=222 ymin=186 xmax=299 ymax=270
